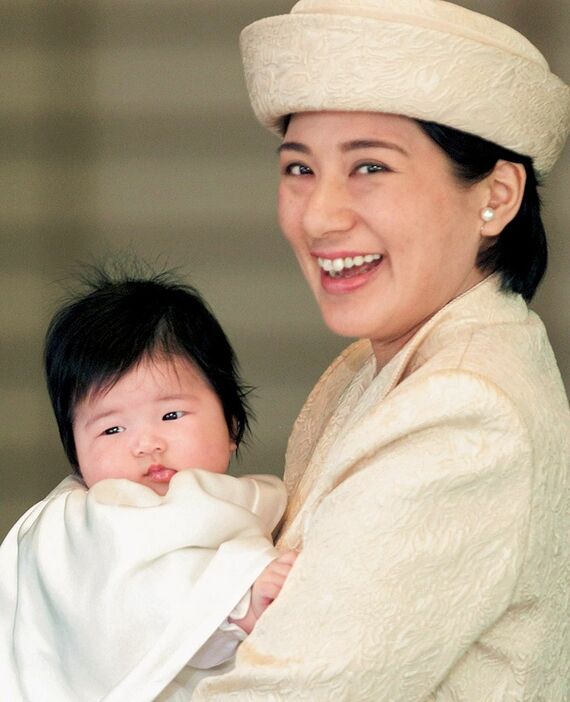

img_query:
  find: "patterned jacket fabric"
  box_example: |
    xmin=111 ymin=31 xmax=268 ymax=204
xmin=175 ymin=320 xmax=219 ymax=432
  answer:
xmin=194 ymin=275 xmax=570 ymax=701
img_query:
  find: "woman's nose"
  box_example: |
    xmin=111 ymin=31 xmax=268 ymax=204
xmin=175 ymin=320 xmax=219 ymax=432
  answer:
xmin=132 ymin=432 xmax=166 ymax=457
xmin=302 ymin=177 xmax=356 ymax=240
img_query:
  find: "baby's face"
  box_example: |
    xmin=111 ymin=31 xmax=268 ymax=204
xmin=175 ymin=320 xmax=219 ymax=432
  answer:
xmin=73 ymin=355 xmax=236 ymax=495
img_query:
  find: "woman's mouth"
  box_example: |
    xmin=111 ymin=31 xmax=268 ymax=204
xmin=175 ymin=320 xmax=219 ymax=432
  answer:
xmin=317 ymin=254 xmax=383 ymax=279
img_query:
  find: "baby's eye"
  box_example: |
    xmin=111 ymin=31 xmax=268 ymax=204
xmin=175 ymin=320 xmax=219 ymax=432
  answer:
xmin=354 ymin=162 xmax=388 ymax=174
xmin=163 ymin=411 xmax=185 ymax=421
xmin=103 ymin=426 xmax=125 ymax=435
xmin=284 ymin=163 xmax=312 ymax=176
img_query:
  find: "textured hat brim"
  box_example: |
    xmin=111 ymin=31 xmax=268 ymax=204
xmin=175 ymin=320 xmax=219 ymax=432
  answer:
xmin=241 ymin=10 xmax=570 ymax=177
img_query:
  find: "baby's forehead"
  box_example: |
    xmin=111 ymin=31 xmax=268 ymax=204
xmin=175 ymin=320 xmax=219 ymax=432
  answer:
xmin=77 ymin=353 xmax=205 ymax=409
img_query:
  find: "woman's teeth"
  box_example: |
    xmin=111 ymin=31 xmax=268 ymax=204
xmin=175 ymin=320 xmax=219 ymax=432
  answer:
xmin=317 ymin=254 xmax=382 ymax=277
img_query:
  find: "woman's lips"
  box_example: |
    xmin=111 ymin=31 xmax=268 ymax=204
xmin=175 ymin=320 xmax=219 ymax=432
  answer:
xmin=316 ymin=254 xmax=384 ymax=294
xmin=317 ymin=253 xmax=382 ymax=276
xmin=145 ymin=465 xmax=177 ymax=483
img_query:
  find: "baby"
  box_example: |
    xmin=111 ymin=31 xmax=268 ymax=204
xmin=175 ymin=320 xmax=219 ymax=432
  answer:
xmin=0 ymin=266 xmax=295 ymax=702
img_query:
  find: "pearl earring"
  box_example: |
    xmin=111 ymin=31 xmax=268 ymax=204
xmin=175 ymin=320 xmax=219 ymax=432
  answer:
xmin=481 ymin=207 xmax=495 ymax=222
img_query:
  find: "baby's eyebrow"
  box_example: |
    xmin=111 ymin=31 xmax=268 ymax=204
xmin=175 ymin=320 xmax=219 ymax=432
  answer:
xmin=82 ymin=409 xmax=118 ymax=429
xmin=157 ymin=393 xmax=198 ymax=402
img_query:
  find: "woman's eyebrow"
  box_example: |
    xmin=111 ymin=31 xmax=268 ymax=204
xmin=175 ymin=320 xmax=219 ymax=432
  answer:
xmin=341 ymin=139 xmax=409 ymax=156
xmin=277 ymin=139 xmax=409 ymax=156
xmin=277 ymin=141 xmax=310 ymax=155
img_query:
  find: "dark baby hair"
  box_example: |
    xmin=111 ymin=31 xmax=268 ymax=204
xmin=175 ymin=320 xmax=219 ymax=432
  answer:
xmin=44 ymin=264 xmax=252 ymax=472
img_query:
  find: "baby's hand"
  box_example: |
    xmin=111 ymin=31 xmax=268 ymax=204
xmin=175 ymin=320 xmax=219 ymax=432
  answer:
xmin=231 ymin=550 xmax=298 ymax=634
xmin=251 ymin=550 xmax=298 ymax=617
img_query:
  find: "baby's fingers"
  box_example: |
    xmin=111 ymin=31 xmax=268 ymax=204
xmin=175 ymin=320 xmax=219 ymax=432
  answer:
xmin=266 ymin=561 xmax=294 ymax=579
xmin=276 ymin=549 xmax=298 ymax=566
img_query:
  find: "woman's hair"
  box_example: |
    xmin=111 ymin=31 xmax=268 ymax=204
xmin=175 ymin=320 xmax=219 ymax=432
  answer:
xmin=44 ymin=264 xmax=252 ymax=472
xmin=415 ymin=119 xmax=547 ymax=302
xmin=281 ymin=114 xmax=547 ymax=301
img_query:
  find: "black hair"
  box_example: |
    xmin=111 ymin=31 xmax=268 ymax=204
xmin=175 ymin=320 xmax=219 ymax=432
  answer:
xmin=415 ymin=119 xmax=546 ymax=302
xmin=44 ymin=264 xmax=252 ymax=473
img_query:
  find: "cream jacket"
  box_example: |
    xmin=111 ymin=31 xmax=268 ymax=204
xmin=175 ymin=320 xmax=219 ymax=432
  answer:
xmin=194 ymin=276 xmax=570 ymax=701
xmin=0 ymin=469 xmax=286 ymax=702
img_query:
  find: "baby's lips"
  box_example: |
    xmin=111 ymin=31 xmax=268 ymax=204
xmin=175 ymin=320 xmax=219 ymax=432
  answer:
xmin=145 ymin=465 xmax=177 ymax=483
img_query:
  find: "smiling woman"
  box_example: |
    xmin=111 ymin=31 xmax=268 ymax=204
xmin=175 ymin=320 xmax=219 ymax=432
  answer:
xmin=277 ymin=111 xmax=514 ymax=366
xmin=192 ymin=0 xmax=570 ymax=700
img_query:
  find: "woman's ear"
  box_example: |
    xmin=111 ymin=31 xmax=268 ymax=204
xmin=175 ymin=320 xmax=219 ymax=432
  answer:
xmin=479 ymin=160 xmax=526 ymax=238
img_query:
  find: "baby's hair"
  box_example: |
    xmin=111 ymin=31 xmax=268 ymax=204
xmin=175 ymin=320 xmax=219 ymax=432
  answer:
xmin=44 ymin=262 xmax=252 ymax=473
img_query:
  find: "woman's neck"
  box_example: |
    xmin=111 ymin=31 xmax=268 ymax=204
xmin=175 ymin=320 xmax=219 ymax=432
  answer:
xmin=371 ymin=323 xmax=423 ymax=374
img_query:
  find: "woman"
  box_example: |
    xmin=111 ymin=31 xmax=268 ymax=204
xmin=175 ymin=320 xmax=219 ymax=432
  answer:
xmin=194 ymin=0 xmax=570 ymax=699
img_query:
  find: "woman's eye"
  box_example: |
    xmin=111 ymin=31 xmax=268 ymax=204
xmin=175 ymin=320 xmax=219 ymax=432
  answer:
xmin=354 ymin=162 xmax=387 ymax=175
xmin=163 ymin=411 xmax=185 ymax=421
xmin=284 ymin=163 xmax=312 ymax=176
xmin=103 ymin=426 xmax=125 ymax=435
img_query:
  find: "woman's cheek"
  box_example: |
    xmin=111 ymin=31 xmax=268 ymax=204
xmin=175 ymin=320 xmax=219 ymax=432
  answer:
xmin=277 ymin=200 xmax=293 ymax=242
xmin=279 ymin=216 xmax=301 ymax=252
xmin=278 ymin=182 xmax=305 ymax=227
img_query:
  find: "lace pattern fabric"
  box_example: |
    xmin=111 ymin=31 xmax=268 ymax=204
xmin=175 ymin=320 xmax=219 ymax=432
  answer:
xmin=194 ymin=276 xmax=570 ymax=700
xmin=240 ymin=0 xmax=570 ymax=176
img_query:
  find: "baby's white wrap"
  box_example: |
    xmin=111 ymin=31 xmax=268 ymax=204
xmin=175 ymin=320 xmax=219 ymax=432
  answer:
xmin=0 ymin=469 xmax=286 ymax=702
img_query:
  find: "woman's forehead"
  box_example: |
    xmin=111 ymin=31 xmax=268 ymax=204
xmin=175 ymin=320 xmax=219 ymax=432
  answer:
xmin=282 ymin=112 xmax=429 ymax=155
xmin=287 ymin=111 xmax=415 ymax=135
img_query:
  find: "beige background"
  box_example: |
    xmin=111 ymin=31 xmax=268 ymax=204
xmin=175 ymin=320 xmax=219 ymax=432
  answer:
xmin=1 ymin=0 xmax=568 ymax=540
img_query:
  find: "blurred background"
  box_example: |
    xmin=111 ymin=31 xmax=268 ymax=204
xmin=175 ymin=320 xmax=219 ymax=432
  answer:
xmin=1 ymin=0 xmax=568 ymax=539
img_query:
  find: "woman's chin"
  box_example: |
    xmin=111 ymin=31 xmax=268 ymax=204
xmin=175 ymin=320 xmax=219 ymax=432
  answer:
xmin=319 ymin=308 xmax=378 ymax=341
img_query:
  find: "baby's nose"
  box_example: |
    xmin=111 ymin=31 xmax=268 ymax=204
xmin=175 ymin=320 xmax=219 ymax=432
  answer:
xmin=133 ymin=432 xmax=166 ymax=456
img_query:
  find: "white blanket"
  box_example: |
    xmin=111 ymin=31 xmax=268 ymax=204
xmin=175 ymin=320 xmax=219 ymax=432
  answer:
xmin=0 ymin=469 xmax=286 ymax=702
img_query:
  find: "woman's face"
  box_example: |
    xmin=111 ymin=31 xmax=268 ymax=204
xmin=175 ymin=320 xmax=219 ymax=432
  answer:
xmin=278 ymin=111 xmax=490 ymax=366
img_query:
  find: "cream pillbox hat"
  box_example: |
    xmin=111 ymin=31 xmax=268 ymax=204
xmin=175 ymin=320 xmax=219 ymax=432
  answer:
xmin=240 ymin=0 xmax=570 ymax=177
